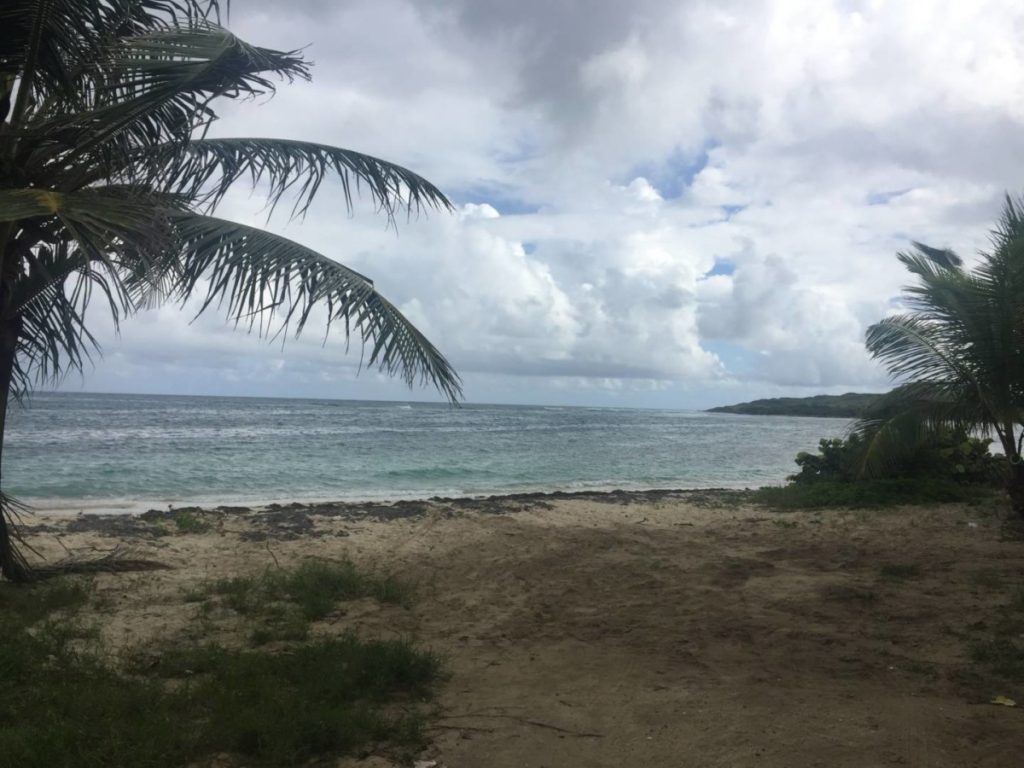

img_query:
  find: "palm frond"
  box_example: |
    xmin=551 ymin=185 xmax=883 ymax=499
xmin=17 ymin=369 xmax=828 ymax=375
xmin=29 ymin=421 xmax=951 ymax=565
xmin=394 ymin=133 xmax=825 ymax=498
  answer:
xmin=21 ymin=23 xmax=308 ymax=184
xmin=853 ymin=383 xmax=984 ymax=478
xmin=151 ymin=138 xmax=453 ymax=220
xmin=865 ymin=313 xmax=970 ymax=384
xmin=166 ymin=212 xmax=462 ymax=402
xmin=0 ymin=1 xmax=224 ymax=115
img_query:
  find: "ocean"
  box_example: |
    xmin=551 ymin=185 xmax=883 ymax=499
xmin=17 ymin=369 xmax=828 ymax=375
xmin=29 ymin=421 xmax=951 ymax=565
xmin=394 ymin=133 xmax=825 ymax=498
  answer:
xmin=5 ymin=392 xmax=851 ymax=512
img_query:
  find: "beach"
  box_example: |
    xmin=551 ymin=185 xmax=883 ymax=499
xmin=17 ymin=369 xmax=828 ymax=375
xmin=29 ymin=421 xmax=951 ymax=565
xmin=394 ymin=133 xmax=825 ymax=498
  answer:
xmin=22 ymin=490 xmax=1024 ymax=767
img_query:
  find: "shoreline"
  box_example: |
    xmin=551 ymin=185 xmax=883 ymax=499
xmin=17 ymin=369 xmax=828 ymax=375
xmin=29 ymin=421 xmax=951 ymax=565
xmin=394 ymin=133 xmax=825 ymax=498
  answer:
xmin=23 ymin=484 xmax=765 ymax=518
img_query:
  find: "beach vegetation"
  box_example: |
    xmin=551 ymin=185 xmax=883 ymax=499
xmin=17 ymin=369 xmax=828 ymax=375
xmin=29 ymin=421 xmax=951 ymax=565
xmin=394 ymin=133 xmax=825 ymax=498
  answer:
xmin=0 ymin=567 xmax=440 ymax=766
xmin=854 ymin=195 xmax=1024 ymax=515
xmin=196 ymin=557 xmax=416 ymax=620
xmin=789 ymin=430 xmax=1000 ymax=487
xmin=0 ymin=0 xmax=462 ymax=581
xmin=171 ymin=510 xmax=211 ymax=534
xmin=878 ymin=562 xmax=922 ymax=581
xmin=965 ymin=588 xmax=1024 ymax=698
xmin=761 ymin=195 xmax=1024 ymax=512
xmin=752 ymin=476 xmax=993 ymax=510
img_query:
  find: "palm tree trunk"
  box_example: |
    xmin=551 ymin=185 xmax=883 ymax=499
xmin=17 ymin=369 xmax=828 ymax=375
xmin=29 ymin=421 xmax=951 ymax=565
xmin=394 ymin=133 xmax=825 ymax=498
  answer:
xmin=0 ymin=318 xmax=30 ymax=582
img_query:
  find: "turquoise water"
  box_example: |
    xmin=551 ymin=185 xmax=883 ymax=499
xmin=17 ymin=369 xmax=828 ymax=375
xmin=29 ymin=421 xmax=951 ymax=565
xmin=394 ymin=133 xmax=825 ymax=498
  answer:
xmin=5 ymin=392 xmax=850 ymax=510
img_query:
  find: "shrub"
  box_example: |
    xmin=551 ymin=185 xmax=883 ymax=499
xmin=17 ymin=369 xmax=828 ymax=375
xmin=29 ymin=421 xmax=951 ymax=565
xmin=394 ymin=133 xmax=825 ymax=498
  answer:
xmin=789 ymin=429 xmax=1001 ymax=486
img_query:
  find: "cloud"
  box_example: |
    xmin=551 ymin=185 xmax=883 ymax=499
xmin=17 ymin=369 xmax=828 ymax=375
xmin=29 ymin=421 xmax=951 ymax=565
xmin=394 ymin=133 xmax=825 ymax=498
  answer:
xmin=66 ymin=0 xmax=1024 ymax=407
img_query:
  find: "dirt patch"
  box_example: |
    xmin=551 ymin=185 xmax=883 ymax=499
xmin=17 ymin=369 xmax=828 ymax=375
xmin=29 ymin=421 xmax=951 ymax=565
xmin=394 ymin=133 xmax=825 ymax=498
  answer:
xmin=20 ymin=493 xmax=1024 ymax=767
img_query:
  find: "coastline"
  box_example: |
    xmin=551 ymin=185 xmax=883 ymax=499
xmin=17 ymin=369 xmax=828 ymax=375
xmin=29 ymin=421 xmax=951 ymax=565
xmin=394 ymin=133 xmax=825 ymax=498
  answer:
xmin=23 ymin=484 xmax=765 ymax=518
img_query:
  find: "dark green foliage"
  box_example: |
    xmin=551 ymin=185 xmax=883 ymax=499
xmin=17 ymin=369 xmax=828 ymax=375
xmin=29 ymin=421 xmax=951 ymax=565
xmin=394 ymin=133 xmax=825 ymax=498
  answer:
xmin=753 ymin=478 xmax=992 ymax=510
xmin=0 ymin=573 xmax=440 ymax=767
xmin=172 ymin=510 xmax=211 ymax=533
xmin=134 ymin=636 xmax=439 ymax=765
xmin=789 ymin=430 xmax=1001 ymax=486
xmin=790 ymin=437 xmax=861 ymax=483
xmin=708 ymin=392 xmax=881 ymax=418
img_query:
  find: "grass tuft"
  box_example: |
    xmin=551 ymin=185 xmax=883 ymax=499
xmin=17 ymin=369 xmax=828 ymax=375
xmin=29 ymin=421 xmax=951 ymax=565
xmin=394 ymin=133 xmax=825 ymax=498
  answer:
xmin=200 ymin=559 xmax=415 ymax=621
xmin=173 ymin=511 xmax=212 ymax=534
xmin=879 ymin=563 xmax=922 ymax=581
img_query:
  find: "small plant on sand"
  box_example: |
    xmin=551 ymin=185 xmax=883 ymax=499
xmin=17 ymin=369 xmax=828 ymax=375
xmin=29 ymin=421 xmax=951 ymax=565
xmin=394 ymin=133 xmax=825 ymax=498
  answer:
xmin=202 ymin=558 xmax=414 ymax=615
xmin=189 ymin=559 xmax=416 ymax=646
xmin=879 ymin=563 xmax=922 ymax=582
xmin=963 ymin=589 xmax=1024 ymax=699
xmin=172 ymin=511 xmax=212 ymax=534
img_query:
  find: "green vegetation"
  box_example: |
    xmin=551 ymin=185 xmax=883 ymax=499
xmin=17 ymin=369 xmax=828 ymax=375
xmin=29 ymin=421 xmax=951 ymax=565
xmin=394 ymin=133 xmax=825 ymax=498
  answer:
xmin=857 ymin=196 xmax=1024 ymax=516
xmin=878 ymin=562 xmax=922 ymax=581
xmin=0 ymin=563 xmax=440 ymax=766
xmin=754 ymin=427 xmax=1000 ymax=510
xmin=745 ymin=197 xmax=1024 ymax=514
xmin=0 ymin=0 xmax=462 ymax=581
xmin=789 ymin=432 xmax=1000 ymax=487
xmin=753 ymin=477 xmax=993 ymax=510
xmin=172 ymin=510 xmax=212 ymax=534
xmin=189 ymin=559 xmax=416 ymax=645
xmin=708 ymin=392 xmax=881 ymax=418
xmin=966 ymin=589 xmax=1024 ymax=697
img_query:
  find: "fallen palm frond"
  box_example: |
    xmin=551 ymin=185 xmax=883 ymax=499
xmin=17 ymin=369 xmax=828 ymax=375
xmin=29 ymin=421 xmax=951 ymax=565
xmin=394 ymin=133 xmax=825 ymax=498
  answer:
xmin=29 ymin=547 xmax=172 ymax=580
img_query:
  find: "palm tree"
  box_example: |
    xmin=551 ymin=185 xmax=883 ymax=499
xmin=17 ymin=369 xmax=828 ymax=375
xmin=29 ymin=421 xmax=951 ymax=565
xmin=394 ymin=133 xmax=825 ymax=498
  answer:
xmin=859 ymin=194 xmax=1024 ymax=514
xmin=0 ymin=0 xmax=462 ymax=581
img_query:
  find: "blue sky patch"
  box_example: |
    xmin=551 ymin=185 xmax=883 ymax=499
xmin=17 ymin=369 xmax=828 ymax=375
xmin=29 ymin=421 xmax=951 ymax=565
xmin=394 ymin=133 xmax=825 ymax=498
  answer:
xmin=704 ymin=258 xmax=736 ymax=277
xmin=625 ymin=140 xmax=720 ymax=199
xmin=704 ymin=340 xmax=757 ymax=374
xmin=449 ymin=185 xmax=542 ymax=215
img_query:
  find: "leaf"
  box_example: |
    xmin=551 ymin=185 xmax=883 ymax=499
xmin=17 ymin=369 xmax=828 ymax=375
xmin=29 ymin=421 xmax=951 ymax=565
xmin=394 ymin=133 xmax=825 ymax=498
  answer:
xmin=990 ymin=695 xmax=1017 ymax=707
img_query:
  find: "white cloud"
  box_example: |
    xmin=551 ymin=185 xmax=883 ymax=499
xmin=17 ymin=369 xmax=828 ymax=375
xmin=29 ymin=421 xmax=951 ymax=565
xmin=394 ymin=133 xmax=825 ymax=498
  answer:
xmin=66 ymin=0 xmax=1024 ymax=407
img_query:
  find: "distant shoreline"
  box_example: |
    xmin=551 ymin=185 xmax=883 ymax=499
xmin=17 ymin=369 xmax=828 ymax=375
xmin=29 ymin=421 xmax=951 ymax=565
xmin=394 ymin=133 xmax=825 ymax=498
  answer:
xmin=707 ymin=392 xmax=880 ymax=418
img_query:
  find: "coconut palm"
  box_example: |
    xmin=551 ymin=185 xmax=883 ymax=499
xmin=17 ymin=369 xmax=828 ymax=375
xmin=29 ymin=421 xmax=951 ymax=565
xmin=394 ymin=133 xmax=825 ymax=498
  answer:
xmin=0 ymin=0 xmax=462 ymax=580
xmin=859 ymin=194 xmax=1024 ymax=514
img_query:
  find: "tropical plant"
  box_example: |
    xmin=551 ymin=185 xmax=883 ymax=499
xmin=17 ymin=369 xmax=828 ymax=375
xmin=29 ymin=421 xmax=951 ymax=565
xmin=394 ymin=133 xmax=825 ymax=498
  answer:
xmin=857 ymin=194 xmax=1024 ymax=514
xmin=789 ymin=429 xmax=997 ymax=486
xmin=0 ymin=0 xmax=462 ymax=581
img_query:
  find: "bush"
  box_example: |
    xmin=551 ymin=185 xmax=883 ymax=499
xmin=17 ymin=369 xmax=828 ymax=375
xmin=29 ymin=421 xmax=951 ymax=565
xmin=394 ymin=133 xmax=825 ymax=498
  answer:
xmin=754 ymin=478 xmax=993 ymax=510
xmin=789 ymin=430 xmax=1001 ymax=486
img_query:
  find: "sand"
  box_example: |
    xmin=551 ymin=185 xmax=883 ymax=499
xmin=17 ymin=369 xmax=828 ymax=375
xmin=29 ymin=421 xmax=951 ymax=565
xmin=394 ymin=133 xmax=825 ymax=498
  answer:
xmin=20 ymin=490 xmax=1024 ymax=767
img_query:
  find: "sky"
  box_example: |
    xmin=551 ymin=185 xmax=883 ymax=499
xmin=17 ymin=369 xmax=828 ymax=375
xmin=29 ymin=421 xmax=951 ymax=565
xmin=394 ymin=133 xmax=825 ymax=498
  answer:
xmin=65 ymin=0 xmax=1024 ymax=408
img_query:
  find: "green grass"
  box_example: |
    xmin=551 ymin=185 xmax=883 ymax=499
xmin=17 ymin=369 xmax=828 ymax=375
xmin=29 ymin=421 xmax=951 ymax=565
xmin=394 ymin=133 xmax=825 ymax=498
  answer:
xmin=970 ymin=637 xmax=1024 ymax=682
xmin=752 ymin=478 xmax=995 ymax=510
xmin=879 ymin=563 xmax=922 ymax=581
xmin=172 ymin=510 xmax=212 ymax=534
xmin=0 ymin=566 xmax=439 ymax=767
xmin=200 ymin=559 xmax=415 ymax=621
xmin=0 ymin=578 xmax=91 ymax=624
xmin=964 ymin=589 xmax=1024 ymax=698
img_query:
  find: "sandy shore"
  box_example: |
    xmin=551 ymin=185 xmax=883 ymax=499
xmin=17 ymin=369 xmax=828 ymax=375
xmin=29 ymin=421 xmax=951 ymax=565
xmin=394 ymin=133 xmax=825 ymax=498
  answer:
xmin=21 ymin=490 xmax=1024 ymax=767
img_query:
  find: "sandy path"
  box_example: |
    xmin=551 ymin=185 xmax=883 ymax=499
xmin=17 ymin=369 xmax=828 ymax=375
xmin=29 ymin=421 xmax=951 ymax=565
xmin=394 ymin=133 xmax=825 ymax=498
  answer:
xmin=22 ymin=492 xmax=1024 ymax=767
